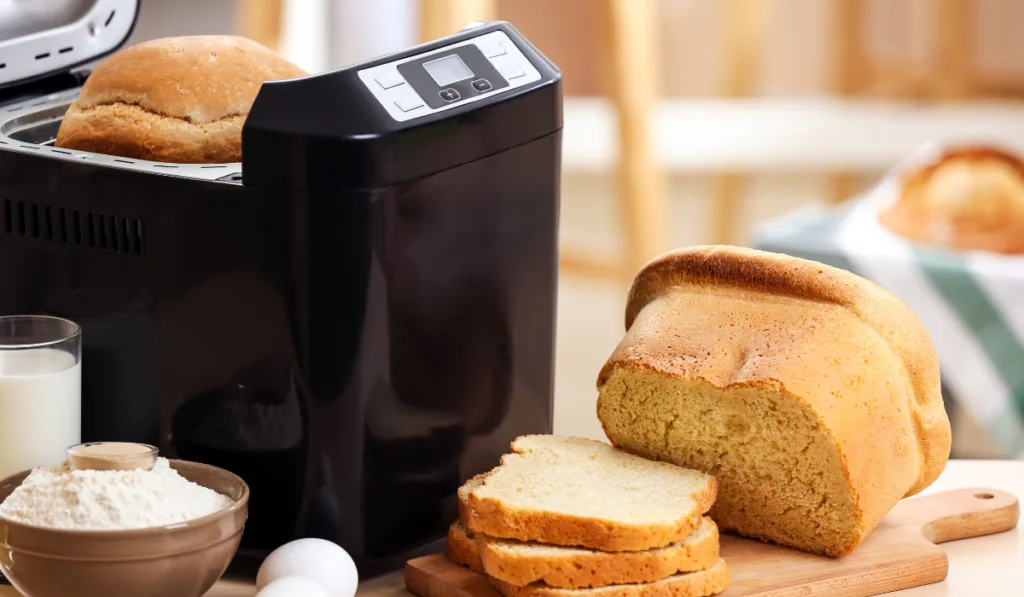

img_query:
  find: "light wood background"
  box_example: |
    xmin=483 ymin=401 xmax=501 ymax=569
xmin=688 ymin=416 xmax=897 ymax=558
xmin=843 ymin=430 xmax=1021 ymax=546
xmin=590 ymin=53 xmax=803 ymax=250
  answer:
xmin=503 ymin=0 xmax=1024 ymax=99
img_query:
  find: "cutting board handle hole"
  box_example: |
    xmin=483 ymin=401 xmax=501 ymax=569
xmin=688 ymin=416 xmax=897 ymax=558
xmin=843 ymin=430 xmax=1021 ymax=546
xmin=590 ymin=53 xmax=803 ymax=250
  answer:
xmin=975 ymin=492 xmax=995 ymax=499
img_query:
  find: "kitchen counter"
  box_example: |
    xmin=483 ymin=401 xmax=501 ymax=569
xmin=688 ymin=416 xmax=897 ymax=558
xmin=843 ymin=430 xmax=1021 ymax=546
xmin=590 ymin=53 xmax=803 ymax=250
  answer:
xmin=1 ymin=459 xmax=1018 ymax=597
xmin=209 ymin=459 xmax=1024 ymax=596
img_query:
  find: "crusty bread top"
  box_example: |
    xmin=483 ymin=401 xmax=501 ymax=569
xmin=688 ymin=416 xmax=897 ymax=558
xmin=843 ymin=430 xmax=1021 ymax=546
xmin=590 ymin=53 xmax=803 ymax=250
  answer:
xmin=71 ymin=36 xmax=306 ymax=124
xmin=902 ymin=145 xmax=1024 ymax=188
xmin=620 ymin=246 xmax=950 ymax=495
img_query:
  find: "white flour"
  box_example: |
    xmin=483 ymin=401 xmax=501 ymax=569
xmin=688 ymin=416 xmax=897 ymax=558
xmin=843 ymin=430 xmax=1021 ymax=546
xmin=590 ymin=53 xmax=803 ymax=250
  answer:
xmin=0 ymin=458 xmax=233 ymax=530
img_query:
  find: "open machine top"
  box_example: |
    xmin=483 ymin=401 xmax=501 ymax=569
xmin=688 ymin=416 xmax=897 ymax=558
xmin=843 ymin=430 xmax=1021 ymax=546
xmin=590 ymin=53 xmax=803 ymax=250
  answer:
xmin=0 ymin=0 xmax=138 ymax=89
xmin=0 ymin=7 xmax=561 ymax=194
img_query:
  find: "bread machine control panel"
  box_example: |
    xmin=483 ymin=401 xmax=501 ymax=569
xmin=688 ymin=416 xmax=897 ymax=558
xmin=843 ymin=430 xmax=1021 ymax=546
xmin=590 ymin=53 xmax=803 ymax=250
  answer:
xmin=357 ymin=31 xmax=543 ymax=122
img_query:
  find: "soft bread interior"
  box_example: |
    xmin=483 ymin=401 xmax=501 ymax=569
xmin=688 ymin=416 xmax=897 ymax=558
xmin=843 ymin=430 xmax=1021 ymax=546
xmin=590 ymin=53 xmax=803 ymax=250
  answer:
xmin=474 ymin=435 xmax=713 ymax=525
xmin=598 ymin=369 xmax=858 ymax=556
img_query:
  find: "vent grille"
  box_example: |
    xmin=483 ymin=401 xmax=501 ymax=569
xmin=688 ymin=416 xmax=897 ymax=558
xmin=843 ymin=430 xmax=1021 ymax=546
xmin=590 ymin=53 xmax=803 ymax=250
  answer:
xmin=2 ymin=199 xmax=145 ymax=256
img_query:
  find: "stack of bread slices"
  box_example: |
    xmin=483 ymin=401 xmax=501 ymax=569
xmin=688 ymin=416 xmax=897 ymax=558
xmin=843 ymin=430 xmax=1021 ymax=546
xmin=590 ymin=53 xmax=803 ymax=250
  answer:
xmin=446 ymin=436 xmax=729 ymax=597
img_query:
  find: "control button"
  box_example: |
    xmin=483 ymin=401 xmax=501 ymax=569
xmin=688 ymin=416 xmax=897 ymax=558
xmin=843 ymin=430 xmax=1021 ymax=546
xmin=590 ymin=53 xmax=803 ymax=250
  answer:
xmin=374 ymin=69 xmax=405 ymax=89
xmin=497 ymin=63 xmax=525 ymax=80
xmin=394 ymin=91 xmax=425 ymax=112
xmin=472 ymin=78 xmax=493 ymax=92
xmin=439 ymin=88 xmax=462 ymax=102
xmin=480 ymin=39 xmax=507 ymax=58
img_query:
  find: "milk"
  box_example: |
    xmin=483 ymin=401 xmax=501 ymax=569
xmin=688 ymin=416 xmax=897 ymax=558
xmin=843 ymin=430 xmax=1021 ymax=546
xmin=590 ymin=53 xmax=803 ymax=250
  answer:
xmin=0 ymin=348 xmax=80 ymax=479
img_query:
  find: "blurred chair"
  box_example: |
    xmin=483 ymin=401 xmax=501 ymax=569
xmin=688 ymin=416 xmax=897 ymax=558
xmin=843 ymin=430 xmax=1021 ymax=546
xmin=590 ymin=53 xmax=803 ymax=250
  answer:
xmin=712 ymin=0 xmax=767 ymax=247
xmin=826 ymin=0 xmax=1024 ymax=202
xmin=236 ymin=0 xmax=284 ymax=52
xmin=419 ymin=0 xmax=496 ymax=40
xmin=717 ymin=0 xmax=1021 ymax=223
xmin=833 ymin=0 xmax=973 ymax=102
xmin=424 ymin=0 xmax=669 ymax=282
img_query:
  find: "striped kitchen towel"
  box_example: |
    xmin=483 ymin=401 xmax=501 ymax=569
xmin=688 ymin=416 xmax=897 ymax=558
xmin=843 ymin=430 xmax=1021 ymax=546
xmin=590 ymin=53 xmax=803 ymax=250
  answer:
xmin=757 ymin=153 xmax=1024 ymax=458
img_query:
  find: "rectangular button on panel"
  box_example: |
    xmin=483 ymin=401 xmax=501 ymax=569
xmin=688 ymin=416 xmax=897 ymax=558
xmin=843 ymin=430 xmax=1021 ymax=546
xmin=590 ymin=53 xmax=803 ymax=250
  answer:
xmin=480 ymin=39 xmax=507 ymax=58
xmin=497 ymin=63 xmax=525 ymax=80
xmin=375 ymin=69 xmax=405 ymax=89
xmin=394 ymin=91 xmax=425 ymax=112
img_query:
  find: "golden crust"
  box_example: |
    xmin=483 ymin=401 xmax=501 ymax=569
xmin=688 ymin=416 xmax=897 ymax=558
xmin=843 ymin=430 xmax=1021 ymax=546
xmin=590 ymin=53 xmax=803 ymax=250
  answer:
xmin=458 ymin=472 xmax=490 ymax=526
xmin=880 ymin=145 xmax=1024 ymax=253
xmin=488 ymin=559 xmax=730 ymax=597
xmin=447 ymin=521 xmax=485 ymax=574
xmin=598 ymin=246 xmax=951 ymax=556
xmin=477 ymin=518 xmax=720 ymax=589
xmin=56 ymin=103 xmax=246 ymax=163
xmin=466 ymin=485 xmax=715 ymax=554
xmin=55 ymin=35 xmax=306 ymax=163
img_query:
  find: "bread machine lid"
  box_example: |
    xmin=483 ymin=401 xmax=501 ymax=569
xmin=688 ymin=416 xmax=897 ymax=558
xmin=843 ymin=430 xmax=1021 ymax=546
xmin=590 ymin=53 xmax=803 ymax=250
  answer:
xmin=0 ymin=0 xmax=139 ymax=90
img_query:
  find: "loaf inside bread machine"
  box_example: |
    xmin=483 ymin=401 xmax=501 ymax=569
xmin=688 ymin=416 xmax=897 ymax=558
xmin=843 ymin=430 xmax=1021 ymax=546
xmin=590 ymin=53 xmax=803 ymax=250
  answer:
xmin=596 ymin=246 xmax=952 ymax=557
xmin=55 ymin=35 xmax=307 ymax=163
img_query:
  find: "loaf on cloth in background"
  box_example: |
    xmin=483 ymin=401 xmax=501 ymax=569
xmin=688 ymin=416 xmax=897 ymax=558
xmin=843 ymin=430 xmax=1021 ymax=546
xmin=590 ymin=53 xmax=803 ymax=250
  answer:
xmin=879 ymin=145 xmax=1024 ymax=254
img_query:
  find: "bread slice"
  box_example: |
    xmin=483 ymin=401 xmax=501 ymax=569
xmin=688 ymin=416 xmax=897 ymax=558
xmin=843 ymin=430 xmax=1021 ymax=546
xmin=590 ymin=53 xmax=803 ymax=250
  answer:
xmin=489 ymin=559 xmax=729 ymax=597
xmin=479 ymin=517 xmax=719 ymax=589
xmin=597 ymin=246 xmax=951 ymax=556
xmin=458 ymin=473 xmax=488 ymax=526
xmin=447 ymin=520 xmax=485 ymax=574
xmin=463 ymin=435 xmax=717 ymax=552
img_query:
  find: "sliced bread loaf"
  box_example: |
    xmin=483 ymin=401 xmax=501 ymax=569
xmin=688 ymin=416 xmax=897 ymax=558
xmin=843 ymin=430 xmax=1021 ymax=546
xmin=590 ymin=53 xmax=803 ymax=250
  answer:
xmin=478 ymin=517 xmax=719 ymax=589
xmin=448 ymin=521 xmax=485 ymax=574
xmin=597 ymin=246 xmax=951 ymax=556
xmin=463 ymin=435 xmax=717 ymax=552
xmin=488 ymin=559 xmax=729 ymax=597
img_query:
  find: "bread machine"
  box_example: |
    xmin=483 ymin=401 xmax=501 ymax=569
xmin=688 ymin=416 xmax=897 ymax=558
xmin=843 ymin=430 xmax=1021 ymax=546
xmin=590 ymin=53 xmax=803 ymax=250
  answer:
xmin=0 ymin=0 xmax=560 ymax=573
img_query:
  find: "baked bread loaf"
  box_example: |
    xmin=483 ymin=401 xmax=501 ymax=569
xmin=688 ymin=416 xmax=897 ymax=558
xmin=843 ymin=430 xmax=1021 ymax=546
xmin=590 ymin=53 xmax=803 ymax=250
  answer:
xmin=597 ymin=246 xmax=951 ymax=557
xmin=488 ymin=559 xmax=730 ymax=597
xmin=463 ymin=435 xmax=717 ymax=552
xmin=55 ymin=35 xmax=306 ymax=163
xmin=879 ymin=145 xmax=1024 ymax=253
xmin=478 ymin=518 xmax=719 ymax=589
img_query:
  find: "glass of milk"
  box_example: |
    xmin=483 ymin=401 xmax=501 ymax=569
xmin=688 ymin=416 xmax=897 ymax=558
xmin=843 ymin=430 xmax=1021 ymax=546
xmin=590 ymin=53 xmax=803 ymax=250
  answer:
xmin=0 ymin=315 xmax=81 ymax=480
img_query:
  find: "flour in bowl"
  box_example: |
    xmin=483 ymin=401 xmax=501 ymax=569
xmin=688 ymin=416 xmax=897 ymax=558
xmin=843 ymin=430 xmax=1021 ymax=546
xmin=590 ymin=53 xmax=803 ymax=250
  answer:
xmin=0 ymin=458 xmax=233 ymax=530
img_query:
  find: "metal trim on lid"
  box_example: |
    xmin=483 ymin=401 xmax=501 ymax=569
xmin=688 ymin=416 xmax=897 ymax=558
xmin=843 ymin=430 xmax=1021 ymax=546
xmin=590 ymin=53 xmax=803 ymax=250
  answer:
xmin=0 ymin=0 xmax=139 ymax=90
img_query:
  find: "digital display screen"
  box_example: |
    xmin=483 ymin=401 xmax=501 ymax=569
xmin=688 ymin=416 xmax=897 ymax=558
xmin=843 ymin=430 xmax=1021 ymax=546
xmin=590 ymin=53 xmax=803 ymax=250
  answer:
xmin=422 ymin=54 xmax=474 ymax=87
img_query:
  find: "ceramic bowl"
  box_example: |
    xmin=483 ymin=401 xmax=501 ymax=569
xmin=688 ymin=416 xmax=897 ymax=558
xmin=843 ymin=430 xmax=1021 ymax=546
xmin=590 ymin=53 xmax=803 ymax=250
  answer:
xmin=0 ymin=459 xmax=249 ymax=597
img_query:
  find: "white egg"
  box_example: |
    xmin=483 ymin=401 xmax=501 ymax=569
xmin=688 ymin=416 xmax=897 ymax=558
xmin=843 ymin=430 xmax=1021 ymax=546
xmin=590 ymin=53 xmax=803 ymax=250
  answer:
xmin=256 ymin=538 xmax=359 ymax=597
xmin=256 ymin=577 xmax=330 ymax=597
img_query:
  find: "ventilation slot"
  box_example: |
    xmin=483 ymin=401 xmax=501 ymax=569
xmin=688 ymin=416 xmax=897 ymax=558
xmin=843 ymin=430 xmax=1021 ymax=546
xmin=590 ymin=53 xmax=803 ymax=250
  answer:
xmin=105 ymin=11 xmax=116 ymax=27
xmin=59 ymin=47 xmax=73 ymax=54
xmin=1 ymin=199 xmax=144 ymax=256
xmin=35 ymin=52 xmax=50 ymax=60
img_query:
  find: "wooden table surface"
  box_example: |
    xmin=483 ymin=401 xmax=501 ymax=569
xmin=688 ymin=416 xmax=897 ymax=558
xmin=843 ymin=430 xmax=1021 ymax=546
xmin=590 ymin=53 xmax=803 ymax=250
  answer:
xmin=0 ymin=459 xmax=1018 ymax=596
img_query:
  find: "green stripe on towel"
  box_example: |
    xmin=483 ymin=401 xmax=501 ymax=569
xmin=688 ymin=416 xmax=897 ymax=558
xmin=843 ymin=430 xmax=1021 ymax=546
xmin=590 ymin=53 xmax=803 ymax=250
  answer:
xmin=915 ymin=248 xmax=1024 ymax=427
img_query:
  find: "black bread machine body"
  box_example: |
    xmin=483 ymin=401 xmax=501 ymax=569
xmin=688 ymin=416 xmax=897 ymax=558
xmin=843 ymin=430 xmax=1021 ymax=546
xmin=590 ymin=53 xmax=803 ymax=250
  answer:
xmin=0 ymin=21 xmax=561 ymax=574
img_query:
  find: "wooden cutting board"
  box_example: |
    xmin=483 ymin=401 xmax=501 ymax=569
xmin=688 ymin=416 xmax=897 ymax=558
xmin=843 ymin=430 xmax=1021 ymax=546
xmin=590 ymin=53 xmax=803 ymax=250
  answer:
xmin=404 ymin=487 xmax=1019 ymax=597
